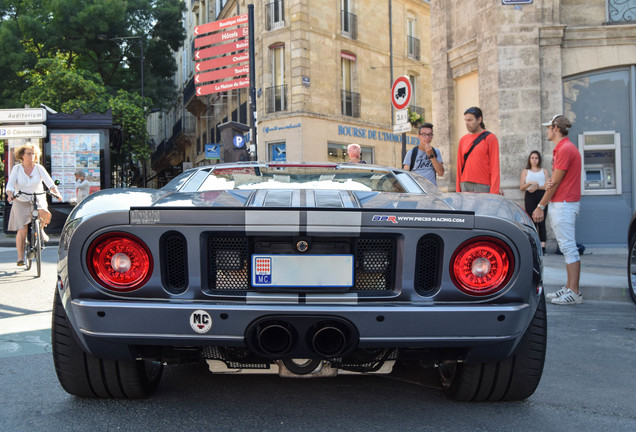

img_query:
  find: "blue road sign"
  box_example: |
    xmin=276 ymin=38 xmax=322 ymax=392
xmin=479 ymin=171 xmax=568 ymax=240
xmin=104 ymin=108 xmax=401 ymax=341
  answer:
xmin=205 ymin=143 xmax=221 ymax=159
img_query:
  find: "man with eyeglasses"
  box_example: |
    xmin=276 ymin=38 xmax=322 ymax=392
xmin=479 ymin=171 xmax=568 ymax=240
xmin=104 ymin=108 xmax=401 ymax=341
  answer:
xmin=456 ymin=106 xmax=500 ymax=194
xmin=403 ymin=122 xmax=444 ymax=185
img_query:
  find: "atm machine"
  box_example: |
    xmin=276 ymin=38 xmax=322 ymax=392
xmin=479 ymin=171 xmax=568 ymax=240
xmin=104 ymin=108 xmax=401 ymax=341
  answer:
xmin=579 ymin=131 xmax=621 ymax=195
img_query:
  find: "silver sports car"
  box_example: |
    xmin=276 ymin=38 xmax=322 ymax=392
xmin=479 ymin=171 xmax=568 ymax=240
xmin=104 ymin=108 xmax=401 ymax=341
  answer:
xmin=52 ymin=162 xmax=546 ymax=401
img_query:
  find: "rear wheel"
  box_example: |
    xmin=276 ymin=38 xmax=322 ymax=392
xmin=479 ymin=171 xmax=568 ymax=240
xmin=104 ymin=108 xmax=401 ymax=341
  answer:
xmin=438 ymin=292 xmax=547 ymax=401
xmin=628 ymin=231 xmax=636 ymax=304
xmin=34 ymin=219 xmax=42 ymax=277
xmin=51 ymin=289 xmax=163 ymax=398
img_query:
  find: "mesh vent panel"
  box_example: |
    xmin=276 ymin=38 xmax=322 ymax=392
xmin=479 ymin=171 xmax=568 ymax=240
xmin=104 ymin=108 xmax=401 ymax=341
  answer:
xmin=162 ymin=233 xmax=188 ymax=294
xmin=354 ymin=239 xmax=394 ymax=291
xmin=415 ymin=235 xmax=442 ymax=295
xmin=209 ymin=237 xmax=249 ymax=290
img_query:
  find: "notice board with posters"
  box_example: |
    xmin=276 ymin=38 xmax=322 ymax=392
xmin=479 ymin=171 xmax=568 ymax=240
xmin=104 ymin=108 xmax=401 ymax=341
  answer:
xmin=49 ymin=130 xmax=102 ymax=203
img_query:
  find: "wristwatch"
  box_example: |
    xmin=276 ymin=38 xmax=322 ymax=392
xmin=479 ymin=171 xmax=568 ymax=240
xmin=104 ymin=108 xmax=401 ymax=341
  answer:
xmin=428 ymin=152 xmax=436 ymax=159
xmin=537 ymin=204 xmax=545 ymax=210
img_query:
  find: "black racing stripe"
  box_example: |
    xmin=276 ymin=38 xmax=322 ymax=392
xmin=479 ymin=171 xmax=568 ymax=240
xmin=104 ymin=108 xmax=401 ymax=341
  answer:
xmin=300 ymin=210 xmax=307 ymax=236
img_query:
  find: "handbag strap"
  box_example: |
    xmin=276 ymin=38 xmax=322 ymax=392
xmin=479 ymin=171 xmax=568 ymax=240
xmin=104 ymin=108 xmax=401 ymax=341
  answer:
xmin=461 ymin=131 xmax=490 ymax=175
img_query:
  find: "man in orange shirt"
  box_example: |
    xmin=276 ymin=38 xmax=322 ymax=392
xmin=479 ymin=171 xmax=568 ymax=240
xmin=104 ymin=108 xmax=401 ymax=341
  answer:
xmin=456 ymin=107 xmax=500 ymax=194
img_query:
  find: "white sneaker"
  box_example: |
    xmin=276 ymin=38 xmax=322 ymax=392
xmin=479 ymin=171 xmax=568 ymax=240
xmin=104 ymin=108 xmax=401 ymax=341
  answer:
xmin=551 ymin=289 xmax=583 ymax=305
xmin=41 ymin=231 xmax=49 ymax=243
xmin=546 ymin=287 xmax=567 ymax=299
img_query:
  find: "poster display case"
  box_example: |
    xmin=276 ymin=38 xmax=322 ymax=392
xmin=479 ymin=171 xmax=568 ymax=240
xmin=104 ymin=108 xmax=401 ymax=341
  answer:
xmin=49 ymin=131 xmax=102 ymax=203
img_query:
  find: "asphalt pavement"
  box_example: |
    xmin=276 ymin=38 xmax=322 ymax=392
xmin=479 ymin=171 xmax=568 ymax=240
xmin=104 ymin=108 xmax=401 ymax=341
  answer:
xmin=0 ymin=229 xmax=631 ymax=303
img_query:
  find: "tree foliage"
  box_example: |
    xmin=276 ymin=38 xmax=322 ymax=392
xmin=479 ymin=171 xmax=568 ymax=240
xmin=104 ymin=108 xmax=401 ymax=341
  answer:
xmin=0 ymin=0 xmax=186 ymax=173
xmin=0 ymin=0 xmax=186 ymax=109
xmin=22 ymin=57 xmax=152 ymax=162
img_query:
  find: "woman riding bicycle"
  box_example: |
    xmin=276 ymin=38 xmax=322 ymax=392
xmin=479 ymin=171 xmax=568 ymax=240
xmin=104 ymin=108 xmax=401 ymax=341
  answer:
xmin=6 ymin=143 xmax=62 ymax=266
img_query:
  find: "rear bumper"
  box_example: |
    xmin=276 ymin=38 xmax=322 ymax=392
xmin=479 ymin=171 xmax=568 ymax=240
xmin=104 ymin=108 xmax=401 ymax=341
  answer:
xmin=70 ymin=298 xmax=534 ymax=361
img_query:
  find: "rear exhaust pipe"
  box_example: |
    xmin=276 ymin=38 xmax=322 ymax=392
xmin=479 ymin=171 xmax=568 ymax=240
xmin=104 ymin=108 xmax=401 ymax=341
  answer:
xmin=257 ymin=322 xmax=295 ymax=356
xmin=310 ymin=323 xmax=351 ymax=358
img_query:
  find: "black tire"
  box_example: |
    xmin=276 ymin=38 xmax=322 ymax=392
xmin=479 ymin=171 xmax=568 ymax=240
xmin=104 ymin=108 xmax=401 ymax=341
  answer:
xmin=51 ymin=289 xmax=163 ymax=398
xmin=438 ymin=292 xmax=547 ymax=401
xmin=628 ymin=231 xmax=636 ymax=304
xmin=24 ymin=229 xmax=32 ymax=270
xmin=34 ymin=219 xmax=42 ymax=278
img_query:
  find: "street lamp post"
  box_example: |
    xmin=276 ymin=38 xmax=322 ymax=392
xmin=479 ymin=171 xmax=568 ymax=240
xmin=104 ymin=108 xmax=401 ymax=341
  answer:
xmin=97 ymin=34 xmax=147 ymax=187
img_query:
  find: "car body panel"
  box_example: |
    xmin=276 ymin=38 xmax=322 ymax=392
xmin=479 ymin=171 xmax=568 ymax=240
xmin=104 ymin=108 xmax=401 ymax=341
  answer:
xmin=57 ymin=162 xmax=543 ymax=366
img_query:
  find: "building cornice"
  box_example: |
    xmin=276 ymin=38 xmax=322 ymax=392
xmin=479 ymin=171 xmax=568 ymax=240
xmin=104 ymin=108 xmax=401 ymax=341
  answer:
xmin=447 ymin=38 xmax=477 ymax=79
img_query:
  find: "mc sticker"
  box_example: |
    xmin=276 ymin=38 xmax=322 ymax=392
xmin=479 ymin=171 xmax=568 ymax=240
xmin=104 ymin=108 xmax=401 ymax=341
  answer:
xmin=190 ymin=310 xmax=212 ymax=334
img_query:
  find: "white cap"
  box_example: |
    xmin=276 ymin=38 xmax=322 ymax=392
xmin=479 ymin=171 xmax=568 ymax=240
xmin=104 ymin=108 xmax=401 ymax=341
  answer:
xmin=541 ymin=114 xmax=561 ymax=127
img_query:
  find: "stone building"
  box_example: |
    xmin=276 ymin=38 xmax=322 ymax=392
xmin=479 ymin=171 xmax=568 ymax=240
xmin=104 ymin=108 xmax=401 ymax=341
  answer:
xmin=150 ymin=0 xmax=432 ymax=184
xmin=430 ymin=0 xmax=636 ymax=246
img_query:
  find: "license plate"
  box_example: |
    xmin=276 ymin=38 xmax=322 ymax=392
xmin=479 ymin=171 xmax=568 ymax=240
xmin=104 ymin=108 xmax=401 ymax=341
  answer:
xmin=251 ymin=254 xmax=354 ymax=288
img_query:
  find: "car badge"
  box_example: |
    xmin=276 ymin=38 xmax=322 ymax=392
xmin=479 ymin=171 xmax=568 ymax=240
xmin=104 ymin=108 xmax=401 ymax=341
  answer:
xmin=190 ymin=310 xmax=213 ymax=334
xmin=296 ymin=241 xmax=309 ymax=252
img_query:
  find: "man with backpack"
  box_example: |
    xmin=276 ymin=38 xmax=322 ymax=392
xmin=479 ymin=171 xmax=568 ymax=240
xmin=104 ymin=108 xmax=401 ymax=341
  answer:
xmin=456 ymin=106 xmax=500 ymax=194
xmin=403 ymin=122 xmax=444 ymax=185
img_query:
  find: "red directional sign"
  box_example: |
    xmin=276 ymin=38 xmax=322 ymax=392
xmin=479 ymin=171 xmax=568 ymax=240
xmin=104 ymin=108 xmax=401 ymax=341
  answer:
xmin=195 ymin=39 xmax=250 ymax=61
xmin=195 ymin=14 xmax=248 ymax=36
xmin=196 ymin=77 xmax=250 ymax=96
xmin=391 ymin=76 xmax=412 ymax=110
xmin=195 ymin=64 xmax=249 ymax=85
xmin=195 ymin=26 xmax=249 ymax=49
xmin=195 ymin=52 xmax=249 ymax=74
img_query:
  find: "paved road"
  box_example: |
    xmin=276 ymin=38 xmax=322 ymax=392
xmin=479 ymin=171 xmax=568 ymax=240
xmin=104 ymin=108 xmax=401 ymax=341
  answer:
xmin=1 ymin=246 xmax=635 ymax=431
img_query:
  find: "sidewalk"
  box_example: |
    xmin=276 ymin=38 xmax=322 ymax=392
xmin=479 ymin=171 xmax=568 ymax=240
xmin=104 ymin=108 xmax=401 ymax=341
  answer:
xmin=0 ymin=230 xmax=631 ymax=303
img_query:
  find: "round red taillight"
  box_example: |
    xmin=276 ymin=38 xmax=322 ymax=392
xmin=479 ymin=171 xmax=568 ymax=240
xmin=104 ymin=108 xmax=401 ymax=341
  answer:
xmin=88 ymin=232 xmax=153 ymax=292
xmin=451 ymin=238 xmax=514 ymax=296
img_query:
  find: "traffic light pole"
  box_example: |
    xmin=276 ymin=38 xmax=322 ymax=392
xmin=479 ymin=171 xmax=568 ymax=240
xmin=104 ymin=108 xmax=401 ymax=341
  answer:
xmin=248 ymin=4 xmax=257 ymax=161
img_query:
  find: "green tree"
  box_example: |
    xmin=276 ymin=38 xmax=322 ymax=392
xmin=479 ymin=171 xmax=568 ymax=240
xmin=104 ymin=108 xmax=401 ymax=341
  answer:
xmin=23 ymin=57 xmax=151 ymax=165
xmin=0 ymin=0 xmax=186 ymax=109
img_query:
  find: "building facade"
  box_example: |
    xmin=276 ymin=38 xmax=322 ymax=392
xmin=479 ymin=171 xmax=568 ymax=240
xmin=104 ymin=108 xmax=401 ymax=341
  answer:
xmin=150 ymin=0 xmax=432 ymax=185
xmin=430 ymin=0 xmax=636 ymax=246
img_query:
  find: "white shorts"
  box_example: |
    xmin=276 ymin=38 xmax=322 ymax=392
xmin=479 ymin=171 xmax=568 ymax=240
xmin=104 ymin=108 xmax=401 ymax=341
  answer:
xmin=549 ymin=201 xmax=580 ymax=264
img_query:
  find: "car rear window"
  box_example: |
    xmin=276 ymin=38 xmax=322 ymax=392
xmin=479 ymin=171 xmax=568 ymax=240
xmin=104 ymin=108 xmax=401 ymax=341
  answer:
xmin=197 ymin=165 xmax=410 ymax=193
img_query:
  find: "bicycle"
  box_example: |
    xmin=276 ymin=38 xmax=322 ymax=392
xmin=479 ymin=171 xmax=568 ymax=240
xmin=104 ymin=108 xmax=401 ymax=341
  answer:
xmin=14 ymin=189 xmax=57 ymax=277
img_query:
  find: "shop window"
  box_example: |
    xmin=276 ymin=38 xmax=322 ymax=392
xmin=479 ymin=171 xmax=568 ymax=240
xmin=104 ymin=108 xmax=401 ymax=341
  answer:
xmin=268 ymin=142 xmax=286 ymax=161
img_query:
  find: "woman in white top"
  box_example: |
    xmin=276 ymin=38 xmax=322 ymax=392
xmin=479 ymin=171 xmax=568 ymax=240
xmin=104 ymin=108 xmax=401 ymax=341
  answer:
xmin=6 ymin=143 xmax=61 ymax=266
xmin=520 ymin=150 xmax=550 ymax=252
xmin=74 ymin=170 xmax=91 ymax=203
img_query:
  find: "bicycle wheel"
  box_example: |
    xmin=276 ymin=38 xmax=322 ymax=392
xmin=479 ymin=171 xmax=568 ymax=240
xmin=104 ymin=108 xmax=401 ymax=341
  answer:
xmin=34 ymin=219 xmax=42 ymax=277
xmin=24 ymin=225 xmax=33 ymax=270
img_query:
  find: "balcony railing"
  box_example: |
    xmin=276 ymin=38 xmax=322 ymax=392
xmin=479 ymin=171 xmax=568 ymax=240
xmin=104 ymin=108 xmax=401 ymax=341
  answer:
xmin=266 ymin=0 xmax=285 ymax=30
xmin=341 ymin=11 xmax=358 ymax=39
xmin=266 ymin=85 xmax=287 ymax=113
xmin=341 ymin=90 xmax=360 ymax=118
xmin=607 ymin=0 xmax=636 ymax=23
xmin=407 ymin=36 xmax=420 ymax=60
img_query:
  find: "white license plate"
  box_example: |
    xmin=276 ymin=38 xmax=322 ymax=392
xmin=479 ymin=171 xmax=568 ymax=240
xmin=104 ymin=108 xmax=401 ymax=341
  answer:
xmin=251 ymin=254 xmax=354 ymax=288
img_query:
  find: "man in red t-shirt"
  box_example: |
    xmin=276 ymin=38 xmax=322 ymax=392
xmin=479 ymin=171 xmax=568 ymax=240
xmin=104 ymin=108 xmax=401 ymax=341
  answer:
xmin=456 ymin=106 xmax=500 ymax=194
xmin=533 ymin=114 xmax=583 ymax=305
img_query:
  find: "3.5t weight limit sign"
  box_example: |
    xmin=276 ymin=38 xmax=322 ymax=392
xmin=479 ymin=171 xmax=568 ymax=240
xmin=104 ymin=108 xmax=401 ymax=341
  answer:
xmin=391 ymin=76 xmax=412 ymax=110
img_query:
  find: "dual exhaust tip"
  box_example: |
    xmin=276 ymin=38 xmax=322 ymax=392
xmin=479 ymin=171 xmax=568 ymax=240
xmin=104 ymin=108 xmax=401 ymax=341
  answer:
xmin=246 ymin=316 xmax=359 ymax=359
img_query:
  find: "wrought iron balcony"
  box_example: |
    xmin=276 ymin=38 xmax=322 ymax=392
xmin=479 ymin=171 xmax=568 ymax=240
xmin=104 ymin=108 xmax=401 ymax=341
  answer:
xmin=607 ymin=0 xmax=635 ymax=23
xmin=266 ymin=85 xmax=287 ymax=113
xmin=341 ymin=90 xmax=360 ymax=118
xmin=341 ymin=11 xmax=358 ymax=39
